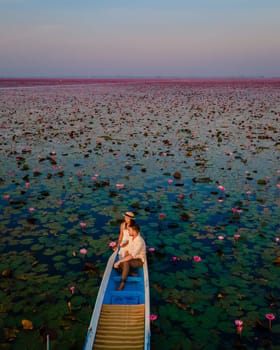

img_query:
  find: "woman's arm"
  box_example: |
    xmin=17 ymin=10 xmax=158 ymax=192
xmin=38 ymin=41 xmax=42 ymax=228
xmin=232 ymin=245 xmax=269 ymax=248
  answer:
xmin=117 ymin=222 xmax=124 ymax=245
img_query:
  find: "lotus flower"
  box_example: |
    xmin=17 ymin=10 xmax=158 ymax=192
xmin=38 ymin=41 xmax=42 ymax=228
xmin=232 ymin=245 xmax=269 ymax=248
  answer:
xmin=150 ymin=314 xmax=158 ymax=321
xmin=235 ymin=320 xmax=243 ymax=336
xmin=109 ymin=241 xmax=117 ymax=248
xmin=265 ymin=313 xmax=275 ymax=329
xmin=80 ymin=248 xmax=87 ymax=257
xmin=193 ymin=256 xmax=202 ymax=262
xmin=80 ymin=222 xmax=87 ymax=232
xmin=116 ymin=183 xmax=124 ymax=188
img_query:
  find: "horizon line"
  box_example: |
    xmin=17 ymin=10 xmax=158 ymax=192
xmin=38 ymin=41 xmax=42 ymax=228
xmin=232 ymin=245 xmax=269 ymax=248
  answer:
xmin=1 ymin=75 xmax=280 ymax=80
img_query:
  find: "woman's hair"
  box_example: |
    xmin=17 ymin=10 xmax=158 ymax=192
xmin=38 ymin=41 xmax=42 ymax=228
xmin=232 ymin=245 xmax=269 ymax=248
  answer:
xmin=124 ymin=218 xmax=135 ymax=227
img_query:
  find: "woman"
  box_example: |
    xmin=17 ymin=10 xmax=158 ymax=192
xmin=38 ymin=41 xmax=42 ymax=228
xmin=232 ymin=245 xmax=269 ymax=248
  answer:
xmin=118 ymin=212 xmax=135 ymax=258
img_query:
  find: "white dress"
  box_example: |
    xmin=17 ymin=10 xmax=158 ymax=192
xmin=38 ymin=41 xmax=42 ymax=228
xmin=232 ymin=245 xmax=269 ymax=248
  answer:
xmin=118 ymin=228 xmax=130 ymax=258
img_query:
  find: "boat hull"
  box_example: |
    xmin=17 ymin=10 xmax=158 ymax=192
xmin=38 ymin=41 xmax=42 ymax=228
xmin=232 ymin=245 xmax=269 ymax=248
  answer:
xmin=83 ymin=251 xmax=150 ymax=350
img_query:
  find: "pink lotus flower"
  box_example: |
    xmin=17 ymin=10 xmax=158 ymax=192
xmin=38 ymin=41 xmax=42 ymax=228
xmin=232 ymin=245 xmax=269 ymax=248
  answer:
xmin=234 ymin=234 xmax=241 ymax=240
xmin=150 ymin=314 xmax=158 ymax=321
xmin=25 ymin=182 xmax=30 ymax=188
xmin=109 ymin=241 xmax=117 ymax=248
xmin=266 ymin=313 xmax=275 ymax=329
xmin=218 ymin=235 xmax=224 ymax=240
xmin=277 ymin=184 xmax=280 ymax=189
xmin=265 ymin=313 xmax=275 ymax=321
xmin=171 ymin=256 xmax=180 ymax=262
xmin=80 ymin=222 xmax=87 ymax=228
xmin=116 ymin=183 xmax=124 ymax=188
xmin=235 ymin=320 xmax=243 ymax=327
xmin=218 ymin=185 xmax=225 ymax=191
xmin=69 ymin=286 xmax=75 ymax=294
xmin=57 ymin=200 xmax=63 ymax=206
xmin=193 ymin=256 xmax=202 ymax=262
xmin=235 ymin=320 xmax=243 ymax=335
xmin=168 ymin=179 xmax=173 ymax=184
xmin=29 ymin=207 xmax=35 ymax=213
xmin=232 ymin=208 xmax=243 ymax=214
xmin=3 ymin=194 xmax=10 ymax=200
xmin=159 ymin=213 xmax=166 ymax=219
xmin=148 ymin=247 xmax=155 ymax=253
xmin=80 ymin=248 xmax=87 ymax=256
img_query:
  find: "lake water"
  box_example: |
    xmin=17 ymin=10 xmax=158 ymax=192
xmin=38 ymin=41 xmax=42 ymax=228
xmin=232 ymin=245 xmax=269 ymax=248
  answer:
xmin=0 ymin=79 xmax=279 ymax=349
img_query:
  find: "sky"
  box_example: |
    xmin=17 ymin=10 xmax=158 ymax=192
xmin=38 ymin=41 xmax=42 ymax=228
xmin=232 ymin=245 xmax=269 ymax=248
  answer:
xmin=0 ymin=0 xmax=280 ymax=78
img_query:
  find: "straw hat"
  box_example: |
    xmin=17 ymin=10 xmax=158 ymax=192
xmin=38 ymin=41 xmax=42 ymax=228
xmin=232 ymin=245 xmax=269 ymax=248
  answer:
xmin=123 ymin=211 xmax=135 ymax=219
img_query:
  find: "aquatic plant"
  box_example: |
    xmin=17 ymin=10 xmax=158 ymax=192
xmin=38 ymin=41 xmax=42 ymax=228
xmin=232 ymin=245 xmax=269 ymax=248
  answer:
xmin=265 ymin=313 xmax=275 ymax=330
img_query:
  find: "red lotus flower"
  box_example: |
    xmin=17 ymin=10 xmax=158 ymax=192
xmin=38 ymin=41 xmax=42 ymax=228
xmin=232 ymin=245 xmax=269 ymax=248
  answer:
xmin=266 ymin=313 xmax=275 ymax=329
xmin=193 ymin=256 xmax=202 ymax=262
xmin=150 ymin=314 xmax=158 ymax=321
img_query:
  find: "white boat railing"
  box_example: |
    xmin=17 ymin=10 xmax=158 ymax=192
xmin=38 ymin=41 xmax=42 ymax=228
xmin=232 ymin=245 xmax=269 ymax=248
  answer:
xmin=143 ymin=258 xmax=151 ymax=350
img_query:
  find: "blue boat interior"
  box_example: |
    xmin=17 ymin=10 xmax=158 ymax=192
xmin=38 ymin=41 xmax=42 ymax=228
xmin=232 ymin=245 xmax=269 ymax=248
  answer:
xmin=103 ymin=256 xmax=145 ymax=305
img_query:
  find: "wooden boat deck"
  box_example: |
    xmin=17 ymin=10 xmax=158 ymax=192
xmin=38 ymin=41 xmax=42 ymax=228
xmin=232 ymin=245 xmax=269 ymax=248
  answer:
xmin=93 ymin=304 xmax=145 ymax=350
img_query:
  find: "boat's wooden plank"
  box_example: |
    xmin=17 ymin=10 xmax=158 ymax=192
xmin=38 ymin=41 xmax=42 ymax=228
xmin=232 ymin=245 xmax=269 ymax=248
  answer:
xmin=93 ymin=304 xmax=145 ymax=350
xmin=101 ymin=304 xmax=144 ymax=311
xmin=94 ymin=337 xmax=144 ymax=348
xmin=99 ymin=304 xmax=145 ymax=314
xmin=94 ymin=345 xmax=144 ymax=350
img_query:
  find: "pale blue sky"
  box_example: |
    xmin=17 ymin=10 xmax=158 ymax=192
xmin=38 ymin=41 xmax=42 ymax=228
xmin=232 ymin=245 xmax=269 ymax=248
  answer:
xmin=0 ymin=0 xmax=279 ymax=77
